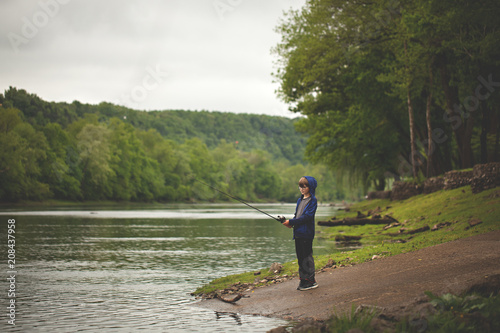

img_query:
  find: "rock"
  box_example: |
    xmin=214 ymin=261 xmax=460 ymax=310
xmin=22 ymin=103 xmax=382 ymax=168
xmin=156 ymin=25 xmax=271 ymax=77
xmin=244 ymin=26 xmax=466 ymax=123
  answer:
xmin=443 ymin=170 xmax=473 ymax=190
xmin=390 ymin=162 xmax=499 ymax=200
xmin=466 ymin=218 xmax=483 ymax=229
xmin=471 ymin=162 xmax=500 ymax=193
xmin=367 ymin=206 xmax=382 ymax=216
xmin=367 ymin=191 xmax=392 ymax=200
xmin=431 ymin=222 xmax=452 ymax=231
xmin=423 ymin=176 xmax=445 ymax=194
xmin=391 ymin=181 xmax=422 ymax=200
xmin=323 ymin=259 xmax=336 ymax=268
xmin=267 ymin=326 xmax=287 ymax=333
xmin=269 ymin=262 xmax=283 ymax=274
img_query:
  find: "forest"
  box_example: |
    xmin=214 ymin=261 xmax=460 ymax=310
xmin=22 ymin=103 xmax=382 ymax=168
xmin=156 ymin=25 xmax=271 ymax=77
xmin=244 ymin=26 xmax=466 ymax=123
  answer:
xmin=273 ymin=0 xmax=499 ymax=190
xmin=0 ymin=87 xmax=352 ymax=203
xmin=2 ymin=1 xmax=498 ymax=203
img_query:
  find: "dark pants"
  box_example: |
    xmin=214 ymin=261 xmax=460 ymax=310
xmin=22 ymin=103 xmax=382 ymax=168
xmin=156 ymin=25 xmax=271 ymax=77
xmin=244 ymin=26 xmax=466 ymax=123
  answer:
xmin=295 ymin=238 xmax=315 ymax=282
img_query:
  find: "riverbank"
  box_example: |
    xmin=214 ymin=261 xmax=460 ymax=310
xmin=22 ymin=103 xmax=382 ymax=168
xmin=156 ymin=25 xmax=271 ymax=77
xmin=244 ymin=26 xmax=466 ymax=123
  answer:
xmin=195 ymin=230 xmax=500 ymax=331
xmin=193 ymin=185 xmax=500 ymax=331
xmin=193 ymin=186 xmax=499 ymax=296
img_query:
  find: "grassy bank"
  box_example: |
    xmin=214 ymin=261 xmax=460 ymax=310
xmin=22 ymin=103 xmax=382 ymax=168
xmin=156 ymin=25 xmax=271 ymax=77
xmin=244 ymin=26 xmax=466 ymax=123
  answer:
xmin=193 ymin=185 xmax=500 ymax=296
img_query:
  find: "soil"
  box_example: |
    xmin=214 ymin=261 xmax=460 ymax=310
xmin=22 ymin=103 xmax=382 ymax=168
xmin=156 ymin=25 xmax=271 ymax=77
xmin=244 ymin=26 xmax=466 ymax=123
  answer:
xmin=194 ymin=230 xmax=500 ymax=327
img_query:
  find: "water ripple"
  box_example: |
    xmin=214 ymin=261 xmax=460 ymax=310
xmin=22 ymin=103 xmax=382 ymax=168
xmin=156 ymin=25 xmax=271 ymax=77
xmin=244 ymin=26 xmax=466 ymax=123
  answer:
xmin=0 ymin=205 xmax=339 ymax=332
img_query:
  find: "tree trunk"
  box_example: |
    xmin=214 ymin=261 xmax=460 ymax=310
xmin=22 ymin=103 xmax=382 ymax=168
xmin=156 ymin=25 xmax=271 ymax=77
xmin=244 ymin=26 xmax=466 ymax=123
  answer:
xmin=405 ymin=41 xmax=418 ymax=179
xmin=495 ymin=107 xmax=500 ymax=162
xmin=407 ymin=87 xmax=418 ymax=178
xmin=426 ymin=63 xmax=435 ymax=177
xmin=374 ymin=176 xmax=385 ymax=191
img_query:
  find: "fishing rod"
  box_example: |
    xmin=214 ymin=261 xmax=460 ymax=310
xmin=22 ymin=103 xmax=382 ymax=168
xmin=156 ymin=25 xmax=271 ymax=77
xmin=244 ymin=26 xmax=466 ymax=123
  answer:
xmin=193 ymin=178 xmax=285 ymax=223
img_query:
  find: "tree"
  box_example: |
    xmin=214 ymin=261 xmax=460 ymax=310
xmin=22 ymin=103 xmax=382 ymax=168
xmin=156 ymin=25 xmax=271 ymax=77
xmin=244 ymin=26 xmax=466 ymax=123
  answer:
xmin=41 ymin=123 xmax=81 ymax=200
xmin=0 ymin=108 xmax=50 ymax=200
xmin=107 ymin=118 xmax=164 ymax=201
xmin=77 ymin=123 xmax=113 ymax=199
xmin=273 ymin=0 xmax=404 ymax=190
xmin=273 ymin=0 xmax=500 ymax=190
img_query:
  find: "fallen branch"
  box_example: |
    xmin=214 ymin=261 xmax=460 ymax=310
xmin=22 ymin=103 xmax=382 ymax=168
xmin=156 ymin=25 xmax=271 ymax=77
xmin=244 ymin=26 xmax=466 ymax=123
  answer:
xmin=335 ymin=235 xmax=362 ymax=241
xmin=217 ymin=293 xmax=244 ymax=304
xmin=318 ymin=215 xmax=398 ymax=227
xmin=399 ymin=225 xmax=430 ymax=234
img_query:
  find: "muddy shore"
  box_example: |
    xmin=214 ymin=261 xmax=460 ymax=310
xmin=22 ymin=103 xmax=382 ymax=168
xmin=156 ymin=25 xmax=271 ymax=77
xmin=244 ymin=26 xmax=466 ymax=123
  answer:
xmin=195 ymin=230 xmax=500 ymax=329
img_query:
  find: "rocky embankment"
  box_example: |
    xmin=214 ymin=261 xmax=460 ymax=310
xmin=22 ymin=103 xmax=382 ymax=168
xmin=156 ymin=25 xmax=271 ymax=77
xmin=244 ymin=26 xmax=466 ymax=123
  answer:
xmin=368 ymin=162 xmax=499 ymax=201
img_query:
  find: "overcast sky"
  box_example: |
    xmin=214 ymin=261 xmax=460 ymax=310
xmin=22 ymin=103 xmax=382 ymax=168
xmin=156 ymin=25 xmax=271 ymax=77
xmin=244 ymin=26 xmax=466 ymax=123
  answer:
xmin=0 ymin=0 xmax=305 ymax=117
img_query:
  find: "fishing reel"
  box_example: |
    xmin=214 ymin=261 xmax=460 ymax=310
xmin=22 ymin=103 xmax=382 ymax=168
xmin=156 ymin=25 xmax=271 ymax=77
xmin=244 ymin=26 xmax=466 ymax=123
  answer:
xmin=277 ymin=216 xmax=286 ymax=223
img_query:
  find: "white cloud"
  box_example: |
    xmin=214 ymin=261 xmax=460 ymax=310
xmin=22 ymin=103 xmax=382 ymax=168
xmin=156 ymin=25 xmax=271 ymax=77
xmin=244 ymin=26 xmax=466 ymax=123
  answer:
xmin=0 ymin=0 xmax=305 ymax=117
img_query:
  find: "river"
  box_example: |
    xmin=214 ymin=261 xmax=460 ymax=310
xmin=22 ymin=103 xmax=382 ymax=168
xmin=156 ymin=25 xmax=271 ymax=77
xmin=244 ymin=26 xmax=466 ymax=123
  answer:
xmin=0 ymin=203 xmax=339 ymax=332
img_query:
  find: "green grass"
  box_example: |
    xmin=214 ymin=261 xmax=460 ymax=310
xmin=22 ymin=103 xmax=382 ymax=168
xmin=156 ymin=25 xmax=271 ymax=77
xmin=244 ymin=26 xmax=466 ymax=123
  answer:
xmin=193 ymin=186 xmax=500 ymax=296
xmin=396 ymin=291 xmax=500 ymax=332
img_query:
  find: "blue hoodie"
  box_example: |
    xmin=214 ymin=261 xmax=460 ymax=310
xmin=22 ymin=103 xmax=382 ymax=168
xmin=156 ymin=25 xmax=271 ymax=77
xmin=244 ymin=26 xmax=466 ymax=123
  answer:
xmin=289 ymin=176 xmax=317 ymax=239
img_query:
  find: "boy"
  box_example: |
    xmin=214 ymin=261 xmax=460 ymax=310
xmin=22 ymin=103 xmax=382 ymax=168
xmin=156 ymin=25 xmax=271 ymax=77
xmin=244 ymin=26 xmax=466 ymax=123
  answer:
xmin=281 ymin=176 xmax=318 ymax=291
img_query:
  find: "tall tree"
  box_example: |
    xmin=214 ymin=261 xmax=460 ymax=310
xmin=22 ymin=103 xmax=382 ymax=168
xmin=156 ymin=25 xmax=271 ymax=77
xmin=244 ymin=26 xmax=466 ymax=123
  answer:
xmin=273 ymin=0 xmax=500 ymax=189
xmin=77 ymin=123 xmax=113 ymax=199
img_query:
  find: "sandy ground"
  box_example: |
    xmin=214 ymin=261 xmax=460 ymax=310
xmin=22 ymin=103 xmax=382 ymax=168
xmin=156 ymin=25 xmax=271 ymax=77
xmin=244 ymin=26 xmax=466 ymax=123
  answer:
xmin=195 ymin=230 xmax=500 ymax=321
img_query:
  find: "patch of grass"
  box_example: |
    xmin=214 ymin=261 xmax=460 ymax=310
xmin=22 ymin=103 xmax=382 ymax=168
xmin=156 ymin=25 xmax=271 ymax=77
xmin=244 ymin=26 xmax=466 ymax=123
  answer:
xmin=396 ymin=291 xmax=500 ymax=332
xmin=193 ymin=186 xmax=500 ymax=296
xmin=325 ymin=305 xmax=379 ymax=333
xmin=313 ymin=186 xmax=499 ymax=268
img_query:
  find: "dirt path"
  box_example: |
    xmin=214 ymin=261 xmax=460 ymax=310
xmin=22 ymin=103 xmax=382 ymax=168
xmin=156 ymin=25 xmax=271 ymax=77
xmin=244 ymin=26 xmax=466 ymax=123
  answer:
xmin=195 ymin=230 xmax=500 ymax=321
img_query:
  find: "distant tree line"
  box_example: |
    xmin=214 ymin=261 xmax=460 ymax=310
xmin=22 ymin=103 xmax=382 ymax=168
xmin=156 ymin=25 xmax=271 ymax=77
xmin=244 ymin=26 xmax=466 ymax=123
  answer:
xmin=273 ymin=0 xmax=500 ymax=192
xmin=0 ymin=88 xmax=357 ymax=203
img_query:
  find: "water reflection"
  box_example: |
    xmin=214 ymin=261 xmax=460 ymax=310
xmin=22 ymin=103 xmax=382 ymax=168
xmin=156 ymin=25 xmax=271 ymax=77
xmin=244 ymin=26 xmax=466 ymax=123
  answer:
xmin=0 ymin=204 xmax=338 ymax=332
xmin=216 ymin=312 xmax=243 ymax=326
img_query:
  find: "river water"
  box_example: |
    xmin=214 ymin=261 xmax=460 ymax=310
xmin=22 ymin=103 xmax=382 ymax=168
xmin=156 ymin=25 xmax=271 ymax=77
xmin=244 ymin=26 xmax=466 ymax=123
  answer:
xmin=0 ymin=203 xmax=338 ymax=332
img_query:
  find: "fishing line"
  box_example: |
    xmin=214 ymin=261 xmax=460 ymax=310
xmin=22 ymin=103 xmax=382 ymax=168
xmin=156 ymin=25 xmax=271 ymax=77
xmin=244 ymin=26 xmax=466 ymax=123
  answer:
xmin=193 ymin=178 xmax=283 ymax=222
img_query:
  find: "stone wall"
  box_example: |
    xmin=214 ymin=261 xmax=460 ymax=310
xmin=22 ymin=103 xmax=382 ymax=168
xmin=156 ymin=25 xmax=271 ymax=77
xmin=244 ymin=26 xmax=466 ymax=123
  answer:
xmin=422 ymin=177 xmax=445 ymax=194
xmin=443 ymin=170 xmax=474 ymax=190
xmin=366 ymin=191 xmax=392 ymax=200
xmin=367 ymin=162 xmax=499 ymax=201
xmin=471 ymin=162 xmax=500 ymax=193
xmin=390 ymin=181 xmax=422 ymax=201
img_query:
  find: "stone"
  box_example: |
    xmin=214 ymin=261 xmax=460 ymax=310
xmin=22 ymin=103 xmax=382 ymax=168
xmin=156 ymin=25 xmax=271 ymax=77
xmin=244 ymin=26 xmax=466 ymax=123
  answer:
xmin=443 ymin=170 xmax=473 ymax=190
xmin=367 ymin=191 xmax=391 ymax=200
xmin=391 ymin=181 xmax=422 ymax=201
xmin=422 ymin=177 xmax=445 ymax=194
xmin=471 ymin=162 xmax=500 ymax=193
xmin=269 ymin=262 xmax=283 ymax=274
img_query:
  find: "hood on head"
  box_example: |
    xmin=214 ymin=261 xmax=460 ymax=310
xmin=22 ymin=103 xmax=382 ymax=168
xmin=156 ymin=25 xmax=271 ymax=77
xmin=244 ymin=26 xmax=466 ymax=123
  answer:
xmin=304 ymin=176 xmax=317 ymax=198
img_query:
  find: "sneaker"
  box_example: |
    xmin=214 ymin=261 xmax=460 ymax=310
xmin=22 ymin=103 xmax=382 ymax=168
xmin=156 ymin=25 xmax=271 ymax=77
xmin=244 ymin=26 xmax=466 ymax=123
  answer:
xmin=298 ymin=281 xmax=318 ymax=291
xmin=297 ymin=279 xmax=306 ymax=290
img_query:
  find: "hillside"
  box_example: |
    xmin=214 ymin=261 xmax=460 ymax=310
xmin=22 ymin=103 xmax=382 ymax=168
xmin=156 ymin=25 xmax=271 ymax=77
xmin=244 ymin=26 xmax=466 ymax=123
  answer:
xmin=1 ymin=87 xmax=305 ymax=164
xmin=0 ymin=87 xmax=352 ymax=203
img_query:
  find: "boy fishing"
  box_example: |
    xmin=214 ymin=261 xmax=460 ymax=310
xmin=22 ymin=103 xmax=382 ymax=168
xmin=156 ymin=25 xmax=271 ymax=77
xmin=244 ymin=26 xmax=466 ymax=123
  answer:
xmin=281 ymin=176 xmax=318 ymax=291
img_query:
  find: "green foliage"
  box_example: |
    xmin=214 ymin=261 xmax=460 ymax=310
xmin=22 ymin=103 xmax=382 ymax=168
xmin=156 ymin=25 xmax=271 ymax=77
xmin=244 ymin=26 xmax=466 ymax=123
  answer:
xmin=0 ymin=108 xmax=50 ymax=200
xmin=396 ymin=292 xmax=500 ymax=332
xmin=0 ymin=89 xmax=356 ymax=203
xmin=273 ymin=0 xmax=500 ymax=185
xmin=325 ymin=305 xmax=379 ymax=333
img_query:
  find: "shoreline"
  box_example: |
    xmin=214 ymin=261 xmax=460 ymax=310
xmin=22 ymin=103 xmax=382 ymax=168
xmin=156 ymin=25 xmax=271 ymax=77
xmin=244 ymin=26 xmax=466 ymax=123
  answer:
xmin=192 ymin=186 xmax=500 ymax=331
xmin=195 ymin=230 xmax=500 ymax=331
